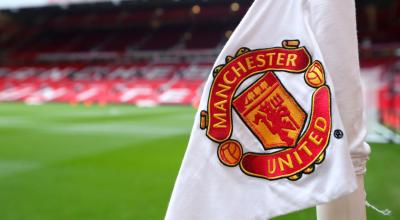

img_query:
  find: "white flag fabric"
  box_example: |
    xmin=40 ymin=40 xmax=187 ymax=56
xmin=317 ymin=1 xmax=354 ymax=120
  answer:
xmin=166 ymin=0 xmax=370 ymax=219
xmin=307 ymin=0 xmax=371 ymax=175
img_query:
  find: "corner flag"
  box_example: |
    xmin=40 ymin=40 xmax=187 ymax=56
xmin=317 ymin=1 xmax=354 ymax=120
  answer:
xmin=166 ymin=0 xmax=370 ymax=219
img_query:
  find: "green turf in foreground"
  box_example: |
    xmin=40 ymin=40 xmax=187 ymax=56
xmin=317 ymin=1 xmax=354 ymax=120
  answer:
xmin=0 ymin=103 xmax=398 ymax=220
xmin=275 ymin=143 xmax=399 ymax=220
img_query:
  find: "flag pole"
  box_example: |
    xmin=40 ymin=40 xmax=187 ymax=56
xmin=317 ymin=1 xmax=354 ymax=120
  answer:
xmin=316 ymin=174 xmax=366 ymax=220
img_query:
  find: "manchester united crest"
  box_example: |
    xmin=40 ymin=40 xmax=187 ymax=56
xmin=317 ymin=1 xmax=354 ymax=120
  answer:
xmin=200 ymin=40 xmax=332 ymax=181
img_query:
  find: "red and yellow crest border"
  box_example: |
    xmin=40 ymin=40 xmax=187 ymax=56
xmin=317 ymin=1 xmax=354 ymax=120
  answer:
xmin=200 ymin=40 xmax=333 ymax=181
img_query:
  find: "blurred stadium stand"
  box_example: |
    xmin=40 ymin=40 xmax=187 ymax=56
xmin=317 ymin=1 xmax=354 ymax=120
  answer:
xmin=0 ymin=0 xmax=399 ymax=140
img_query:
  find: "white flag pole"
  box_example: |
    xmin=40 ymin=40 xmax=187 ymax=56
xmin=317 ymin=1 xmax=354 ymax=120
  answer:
xmin=316 ymin=174 xmax=366 ymax=220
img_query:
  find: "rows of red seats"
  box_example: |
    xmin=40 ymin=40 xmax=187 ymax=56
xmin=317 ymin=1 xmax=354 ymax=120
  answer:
xmin=0 ymin=63 xmax=211 ymax=106
xmin=363 ymin=59 xmax=400 ymax=131
xmin=379 ymin=83 xmax=400 ymax=130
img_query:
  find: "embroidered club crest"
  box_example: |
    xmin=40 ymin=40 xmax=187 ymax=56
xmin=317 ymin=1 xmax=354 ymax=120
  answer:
xmin=200 ymin=40 xmax=332 ymax=181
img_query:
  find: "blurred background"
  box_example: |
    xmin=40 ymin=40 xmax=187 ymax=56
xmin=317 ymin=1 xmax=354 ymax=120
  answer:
xmin=0 ymin=0 xmax=398 ymax=219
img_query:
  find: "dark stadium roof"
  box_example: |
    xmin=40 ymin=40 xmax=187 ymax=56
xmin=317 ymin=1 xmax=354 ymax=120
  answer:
xmin=2 ymin=0 xmax=252 ymax=13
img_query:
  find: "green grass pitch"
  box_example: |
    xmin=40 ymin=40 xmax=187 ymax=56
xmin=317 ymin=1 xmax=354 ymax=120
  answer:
xmin=0 ymin=103 xmax=398 ymax=220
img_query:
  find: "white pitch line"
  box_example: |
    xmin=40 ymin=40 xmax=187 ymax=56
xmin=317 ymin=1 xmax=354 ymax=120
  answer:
xmin=0 ymin=112 xmax=194 ymax=137
xmin=0 ymin=117 xmax=30 ymax=126
xmin=0 ymin=160 xmax=42 ymax=178
xmin=41 ymin=123 xmax=191 ymax=137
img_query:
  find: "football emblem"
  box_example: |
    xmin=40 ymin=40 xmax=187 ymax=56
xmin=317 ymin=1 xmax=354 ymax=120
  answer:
xmin=200 ymin=40 xmax=332 ymax=181
xmin=305 ymin=60 xmax=326 ymax=88
xmin=218 ymin=140 xmax=243 ymax=166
